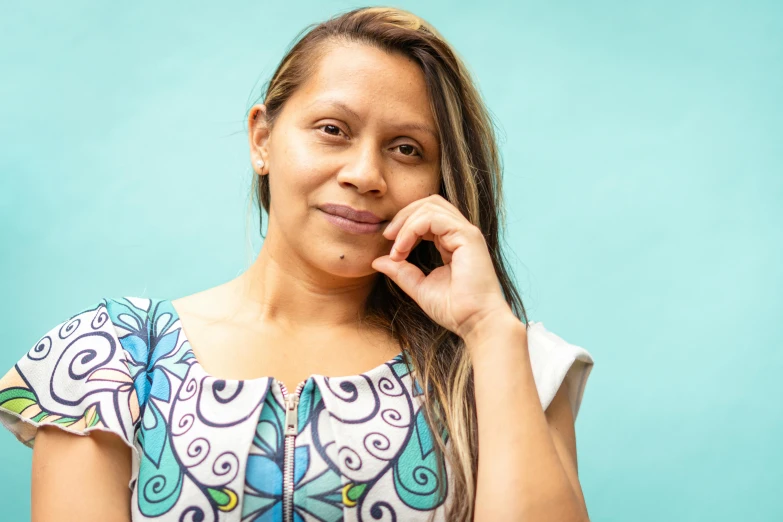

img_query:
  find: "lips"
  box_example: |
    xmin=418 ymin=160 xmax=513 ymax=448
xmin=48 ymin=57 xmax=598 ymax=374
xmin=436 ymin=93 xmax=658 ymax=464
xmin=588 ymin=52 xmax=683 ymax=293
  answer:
xmin=319 ymin=203 xmax=385 ymax=224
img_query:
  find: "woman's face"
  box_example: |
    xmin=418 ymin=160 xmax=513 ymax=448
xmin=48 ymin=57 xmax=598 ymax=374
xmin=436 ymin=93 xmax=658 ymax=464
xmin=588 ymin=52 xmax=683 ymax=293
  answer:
xmin=247 ymin=41 xmax=441 ymax=279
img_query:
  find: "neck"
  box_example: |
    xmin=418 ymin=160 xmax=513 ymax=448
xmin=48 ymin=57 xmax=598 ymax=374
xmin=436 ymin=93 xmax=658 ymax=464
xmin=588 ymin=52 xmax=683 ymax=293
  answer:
xmin=230 ymin=234 xmax=380 ymax=333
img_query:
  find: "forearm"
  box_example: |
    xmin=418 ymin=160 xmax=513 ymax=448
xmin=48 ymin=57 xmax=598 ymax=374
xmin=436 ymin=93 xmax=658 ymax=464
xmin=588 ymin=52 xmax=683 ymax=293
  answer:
xmin=465 ymin=313 xmax=587 ymax=521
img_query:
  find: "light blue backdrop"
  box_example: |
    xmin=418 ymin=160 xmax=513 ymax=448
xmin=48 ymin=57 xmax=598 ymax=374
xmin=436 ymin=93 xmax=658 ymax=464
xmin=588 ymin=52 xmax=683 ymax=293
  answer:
xmin=1 ymin=2 xmax=780 ymax=520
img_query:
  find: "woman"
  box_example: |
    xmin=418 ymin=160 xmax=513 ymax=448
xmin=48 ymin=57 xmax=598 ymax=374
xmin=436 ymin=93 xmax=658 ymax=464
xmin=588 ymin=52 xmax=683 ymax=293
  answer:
xmin=0 ymin=6 xmax=594 ymax=521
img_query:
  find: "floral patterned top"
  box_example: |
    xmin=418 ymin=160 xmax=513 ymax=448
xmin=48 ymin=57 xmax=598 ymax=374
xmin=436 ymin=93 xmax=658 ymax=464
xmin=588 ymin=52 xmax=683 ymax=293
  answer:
xmin=0 ymin=296 xmax=594 ymax=521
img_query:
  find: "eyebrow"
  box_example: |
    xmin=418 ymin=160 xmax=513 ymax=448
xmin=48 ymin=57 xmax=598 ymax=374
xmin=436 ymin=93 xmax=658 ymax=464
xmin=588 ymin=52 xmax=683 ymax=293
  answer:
xmin=307 ymin=99 xmax=439 ymax=141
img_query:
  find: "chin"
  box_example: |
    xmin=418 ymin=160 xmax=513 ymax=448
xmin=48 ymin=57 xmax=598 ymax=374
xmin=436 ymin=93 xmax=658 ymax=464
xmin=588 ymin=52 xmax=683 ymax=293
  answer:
xmin=318 ymin=252 xmax=380 ymax=279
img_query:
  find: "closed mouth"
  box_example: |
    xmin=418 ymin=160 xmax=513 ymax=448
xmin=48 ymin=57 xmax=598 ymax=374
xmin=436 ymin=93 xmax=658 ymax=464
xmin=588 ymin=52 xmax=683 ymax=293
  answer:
xmin=319 ymin=203 xmax=386 ymax=224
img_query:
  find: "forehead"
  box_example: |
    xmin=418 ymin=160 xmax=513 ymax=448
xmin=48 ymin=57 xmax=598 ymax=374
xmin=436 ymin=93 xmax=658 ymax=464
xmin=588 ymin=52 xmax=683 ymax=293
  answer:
xmin=292 ymin=42 xmax=435 ymax=128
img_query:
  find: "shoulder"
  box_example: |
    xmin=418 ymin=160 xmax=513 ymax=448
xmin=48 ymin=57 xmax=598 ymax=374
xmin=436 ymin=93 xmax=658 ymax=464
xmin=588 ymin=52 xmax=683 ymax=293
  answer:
xmin=0 ymin=295 xmax=169 ymax=454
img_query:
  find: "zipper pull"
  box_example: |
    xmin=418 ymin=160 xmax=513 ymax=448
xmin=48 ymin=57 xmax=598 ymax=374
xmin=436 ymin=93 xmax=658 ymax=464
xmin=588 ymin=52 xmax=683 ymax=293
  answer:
xmin=284 ymin=394 xmax=299 ymax=436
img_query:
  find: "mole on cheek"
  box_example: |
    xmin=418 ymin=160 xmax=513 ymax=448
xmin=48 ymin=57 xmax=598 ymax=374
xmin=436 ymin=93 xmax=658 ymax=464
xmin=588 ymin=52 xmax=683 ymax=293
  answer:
xmin=340 ymin=254 xmax=344 ymax=259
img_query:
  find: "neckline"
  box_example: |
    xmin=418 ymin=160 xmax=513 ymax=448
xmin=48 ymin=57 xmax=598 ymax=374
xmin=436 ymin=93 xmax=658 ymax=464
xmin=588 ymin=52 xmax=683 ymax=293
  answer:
xmin=163 ymin=298 xmax=406 ymax=386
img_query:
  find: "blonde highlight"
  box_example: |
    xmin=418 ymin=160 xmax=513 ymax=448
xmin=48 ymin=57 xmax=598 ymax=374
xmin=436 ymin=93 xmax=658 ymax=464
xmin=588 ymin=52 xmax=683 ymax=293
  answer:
xmin=246 ymin=7 xmax=528 ymax=520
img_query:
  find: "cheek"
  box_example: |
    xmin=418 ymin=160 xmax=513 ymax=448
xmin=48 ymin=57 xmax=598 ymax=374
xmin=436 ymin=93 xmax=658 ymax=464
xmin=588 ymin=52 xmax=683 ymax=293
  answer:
xmin=277 ymin=135 xmax=324 ymax=186
xmin=391 ymin=179 xmax=436 ymax=205
xmin=268 ymin=142 xmax=328 ymax=215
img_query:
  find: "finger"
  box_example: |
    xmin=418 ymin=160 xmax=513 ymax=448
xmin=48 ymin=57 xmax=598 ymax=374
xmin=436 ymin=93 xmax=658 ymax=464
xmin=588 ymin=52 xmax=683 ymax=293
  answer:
xmin=390 ymin=208 xmax=462 ymax=261
xmin=434 ymin=236 xmax=452 ymax=264
xmin=382 ymin=199 xmax=428 ymax=241
xmin=390 ymin=210 xmax=442 ymax=260
xmin=383 ymin=194 xmax=456 ymax=241
xmin=371 ymin=255 xmax=426 ymax=299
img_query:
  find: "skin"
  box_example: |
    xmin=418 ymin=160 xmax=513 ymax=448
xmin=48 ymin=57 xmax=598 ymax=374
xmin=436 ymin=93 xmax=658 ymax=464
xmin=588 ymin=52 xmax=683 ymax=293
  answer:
xmin=31 ymin=41 xmax=588 ymax=520
xmin=370 ymin=192 xmax=589 ymax=518
xmin=32 ymin=426 xmax=133 ymax=521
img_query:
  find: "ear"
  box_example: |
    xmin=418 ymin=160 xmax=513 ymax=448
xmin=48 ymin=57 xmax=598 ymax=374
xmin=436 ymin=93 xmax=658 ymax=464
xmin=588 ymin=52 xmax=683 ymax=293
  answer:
xmin=248 ymin=104 xmax=271 ymax=176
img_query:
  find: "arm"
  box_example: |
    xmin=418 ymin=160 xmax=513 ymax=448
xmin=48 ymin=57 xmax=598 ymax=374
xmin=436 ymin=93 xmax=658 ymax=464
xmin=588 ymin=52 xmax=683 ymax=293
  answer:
xmin=370 ymin=194 xmax=591 ymax=519
xmin=32 ymin=425 xmax=133 ymax=522
xmin=467 ymin=313 xmax=590 ymax=522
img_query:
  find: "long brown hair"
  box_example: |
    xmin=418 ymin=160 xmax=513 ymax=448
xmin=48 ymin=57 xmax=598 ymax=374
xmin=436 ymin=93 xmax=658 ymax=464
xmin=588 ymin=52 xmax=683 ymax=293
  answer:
xmin=246 ymin=6 xmax=528 ymax=521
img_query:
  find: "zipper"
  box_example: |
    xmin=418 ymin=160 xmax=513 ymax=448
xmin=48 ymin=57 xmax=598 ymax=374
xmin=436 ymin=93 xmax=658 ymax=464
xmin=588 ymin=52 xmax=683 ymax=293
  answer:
xmin=279 ymin=379 xmax=306 ymax=522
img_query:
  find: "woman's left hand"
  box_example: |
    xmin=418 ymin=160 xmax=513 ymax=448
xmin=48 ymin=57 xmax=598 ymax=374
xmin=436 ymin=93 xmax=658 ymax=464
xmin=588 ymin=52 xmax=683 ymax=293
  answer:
xmin=371 ymin=194 xmax=513 ymax=341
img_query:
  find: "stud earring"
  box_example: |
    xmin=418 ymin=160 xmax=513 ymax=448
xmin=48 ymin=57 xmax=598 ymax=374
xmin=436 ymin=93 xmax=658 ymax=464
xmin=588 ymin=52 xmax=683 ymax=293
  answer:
xmin=256 ymin=159 xmax=265 ymax=169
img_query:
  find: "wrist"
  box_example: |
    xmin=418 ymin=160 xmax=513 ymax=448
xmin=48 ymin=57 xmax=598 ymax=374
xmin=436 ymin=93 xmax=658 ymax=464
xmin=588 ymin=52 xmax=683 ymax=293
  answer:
xmin=463 ymin=313 xmax=528 ymax=371
xmin=460 ymin=307 xmax=523 ymax=348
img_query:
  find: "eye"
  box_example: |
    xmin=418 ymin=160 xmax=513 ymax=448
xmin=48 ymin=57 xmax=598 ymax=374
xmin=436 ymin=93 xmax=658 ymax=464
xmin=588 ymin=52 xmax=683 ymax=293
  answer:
xmin=317 ymin=124 xmax=347 ymax=139
xmin=395 ymin=144 xmax=422 ymax=157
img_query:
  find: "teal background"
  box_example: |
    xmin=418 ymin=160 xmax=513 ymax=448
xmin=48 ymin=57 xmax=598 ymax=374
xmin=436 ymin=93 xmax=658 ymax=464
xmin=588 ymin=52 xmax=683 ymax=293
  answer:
xmin=1 ymin=1 xmax=780 ymax=520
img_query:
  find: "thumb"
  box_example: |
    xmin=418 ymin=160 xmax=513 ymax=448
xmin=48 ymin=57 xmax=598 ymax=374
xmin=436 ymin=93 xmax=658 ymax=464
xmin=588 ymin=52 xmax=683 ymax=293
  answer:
xmin=371 ymin=255 xmax=425 ymax=299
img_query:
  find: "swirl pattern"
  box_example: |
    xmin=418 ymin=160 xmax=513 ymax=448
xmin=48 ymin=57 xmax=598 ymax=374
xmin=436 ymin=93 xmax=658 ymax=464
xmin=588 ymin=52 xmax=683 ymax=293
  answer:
xmin=0 ymin=297 xmax=454 ymax=521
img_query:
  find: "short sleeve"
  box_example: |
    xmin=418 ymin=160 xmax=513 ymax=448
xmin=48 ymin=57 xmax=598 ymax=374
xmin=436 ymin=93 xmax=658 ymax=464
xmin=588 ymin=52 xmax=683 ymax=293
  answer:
xmin=526 ymin=321 xmax=594 ymax=419
xmin=0 ymin=299 xmax=142 ymax=485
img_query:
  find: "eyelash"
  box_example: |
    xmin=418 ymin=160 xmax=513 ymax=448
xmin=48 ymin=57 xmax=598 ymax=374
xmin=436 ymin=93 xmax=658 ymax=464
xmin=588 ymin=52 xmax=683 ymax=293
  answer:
xmin=317 ymin=124 xmax=423 ymax=158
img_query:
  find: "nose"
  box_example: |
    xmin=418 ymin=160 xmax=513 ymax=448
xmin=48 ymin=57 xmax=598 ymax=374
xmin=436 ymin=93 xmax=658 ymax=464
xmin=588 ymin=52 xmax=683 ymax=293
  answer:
xmin=335 ymin=140 xmax=388 ymax=196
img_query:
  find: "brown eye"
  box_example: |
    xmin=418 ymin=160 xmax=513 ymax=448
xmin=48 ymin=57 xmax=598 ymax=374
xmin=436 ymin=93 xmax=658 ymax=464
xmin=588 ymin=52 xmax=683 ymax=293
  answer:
xmin=319 ymin=124 xmax=345 ymax=137
xmin=397 ymin=144 xmax=421 ymax=157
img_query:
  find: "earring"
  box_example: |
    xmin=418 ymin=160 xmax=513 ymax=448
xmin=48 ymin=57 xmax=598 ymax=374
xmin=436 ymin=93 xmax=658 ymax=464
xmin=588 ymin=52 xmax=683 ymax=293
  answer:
xmin=256 ymin=159 xmax=265 ymax=169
